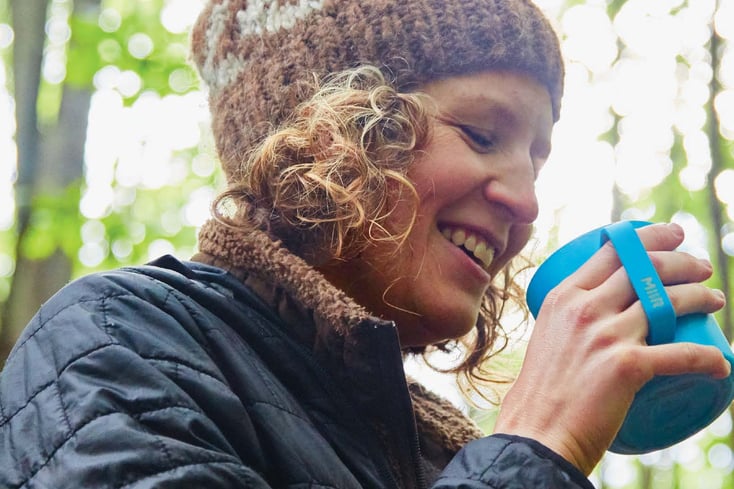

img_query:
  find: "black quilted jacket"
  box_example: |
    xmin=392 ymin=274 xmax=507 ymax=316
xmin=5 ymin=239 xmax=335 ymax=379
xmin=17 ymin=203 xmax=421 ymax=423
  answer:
xmin=0 ymin=254 xmax=593 ymax=488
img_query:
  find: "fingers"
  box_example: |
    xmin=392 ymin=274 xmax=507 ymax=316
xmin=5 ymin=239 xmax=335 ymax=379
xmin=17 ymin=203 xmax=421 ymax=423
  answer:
xmin=594 ymin=250 xmax=716 ymax=313
xmin=609 ymin=283 xmax=726 ymax=344
xmin=585 ymin=328 xmax=732 ymax=386
xmin=560 ymin=221 xmax=720 ymax=323
xmin=665 ymin=282 xmax=726 ymax=316
xmin=645 ymin=342 xmax=731 ymax=379
xmin=511 ymin=221 xmax=729 ymax=470
xmin=570 ymin=222 xmax=685 ymax=290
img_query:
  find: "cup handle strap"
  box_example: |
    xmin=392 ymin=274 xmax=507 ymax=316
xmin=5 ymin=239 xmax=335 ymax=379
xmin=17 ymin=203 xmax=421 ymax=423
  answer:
xmin=600 ymin=221 xmax=677 ymax=345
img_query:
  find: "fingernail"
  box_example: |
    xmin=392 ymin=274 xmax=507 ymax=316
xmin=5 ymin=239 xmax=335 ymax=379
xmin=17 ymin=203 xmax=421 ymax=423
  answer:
xmin=713 ymin=289 xmax=726 ymax=301
xmin=668 ymin=222 xmax=683 ymax=238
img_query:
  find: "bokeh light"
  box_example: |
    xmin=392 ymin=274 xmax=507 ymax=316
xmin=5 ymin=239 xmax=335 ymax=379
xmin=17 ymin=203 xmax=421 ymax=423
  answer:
xmin=0 ymin=2 xmax=732 ymax=487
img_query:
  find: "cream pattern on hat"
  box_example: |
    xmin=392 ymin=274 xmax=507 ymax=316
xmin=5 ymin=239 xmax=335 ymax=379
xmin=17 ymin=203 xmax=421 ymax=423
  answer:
xmin=201 ymin=0 xmax=327 ymax=90
xmin=237 ymin=0 xmax=325 ymax=35
xmin=200 ymin=0 xmax=238 ymax=90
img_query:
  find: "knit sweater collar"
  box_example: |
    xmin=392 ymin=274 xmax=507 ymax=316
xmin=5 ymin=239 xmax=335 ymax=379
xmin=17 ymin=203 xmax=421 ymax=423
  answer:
xmin=195 ymin=219 xmax=374 ymax=334
xmin=193 ymin=218 xmax=483 ymax=462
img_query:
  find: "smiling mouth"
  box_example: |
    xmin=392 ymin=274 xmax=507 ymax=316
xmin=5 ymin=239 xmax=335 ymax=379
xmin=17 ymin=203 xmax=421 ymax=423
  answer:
xmin=440 ymin=227 xmax=496 ymax=271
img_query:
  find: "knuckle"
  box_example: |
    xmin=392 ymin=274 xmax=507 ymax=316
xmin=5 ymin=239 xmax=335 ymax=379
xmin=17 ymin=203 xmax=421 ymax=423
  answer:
xmin=588 ymin=329 xmax=618 ymax=350
xmin=612 ymin=347 xmax=650 ymax=383
xmin=566 ymin=299 xmax=601 ymax=328
xmin=683 ymin=342 xmax=722 ymax=372
xmin=683 ymin=342 xmax=701 ymax=368
xmin=543 ymin=285 xmax=597 ymax=325
xmin=665 ymin=287 xmax=681 ymax=310
xmin=646 ymin=252 xmax=665 ymax=275
xmin=599 ymin=241 xmax=622 ymax=267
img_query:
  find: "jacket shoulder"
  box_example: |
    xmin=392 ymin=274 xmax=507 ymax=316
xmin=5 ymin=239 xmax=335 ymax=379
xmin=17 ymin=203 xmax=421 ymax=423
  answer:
xmin=0 ymin=257 xmax=267 ymax=488
xmin=4 ymin=258 xmax=219 ymax=372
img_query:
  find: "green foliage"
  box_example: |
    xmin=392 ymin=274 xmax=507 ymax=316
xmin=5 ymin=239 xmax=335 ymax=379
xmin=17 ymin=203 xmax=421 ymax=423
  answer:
xmin=0 ymin=229 xmax=13 ymax=302
xmin=605 ymin=0 xmax=626 ymax=19
xmin=7 ymin=153 xmax=220 ymax=279
xmin=66 ymin=0 xmax=198 ymax=99
xmin=20 ymin=183 xmax=83 ymax=260
xmin=2 ymin=0 xmax=734 ymax=486
xmin=69 ymin=142 xmax=222 ymax=276
xmin=11 ymin=0 xmax=216 ymax=280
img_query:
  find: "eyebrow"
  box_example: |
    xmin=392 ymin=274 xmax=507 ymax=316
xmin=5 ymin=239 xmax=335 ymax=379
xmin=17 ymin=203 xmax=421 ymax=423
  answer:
xmin=475 ymin=97 xmax=554 ymax=157
xmin=471 ymin=98 xmax=522 ymax=130
xmin=472 ymin=93 xmax=552 ymax=137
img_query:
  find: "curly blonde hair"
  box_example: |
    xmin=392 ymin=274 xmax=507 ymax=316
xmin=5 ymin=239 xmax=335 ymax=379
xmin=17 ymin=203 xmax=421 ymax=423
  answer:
xmin=212 ymin=65 xmax=530 ymax=401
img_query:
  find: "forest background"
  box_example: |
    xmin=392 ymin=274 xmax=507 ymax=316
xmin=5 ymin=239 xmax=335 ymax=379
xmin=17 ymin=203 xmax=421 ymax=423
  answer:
xmin=0 ymin=0 xmax=732 ymax=487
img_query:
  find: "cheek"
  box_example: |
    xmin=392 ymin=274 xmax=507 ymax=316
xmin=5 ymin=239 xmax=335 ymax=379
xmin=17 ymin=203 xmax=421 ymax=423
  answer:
xmin=498 ymin=224 xmax=533 ymax=267
xmin=407 ymin=131 xmax=460 ymax=195
xmin=381 ymin=182 xmax=420 ymax=239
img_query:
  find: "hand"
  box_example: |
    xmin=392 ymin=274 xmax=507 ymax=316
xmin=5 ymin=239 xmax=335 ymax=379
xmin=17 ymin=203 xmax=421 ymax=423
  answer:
xmin=493 ymin=222 xmax=729 ymax=475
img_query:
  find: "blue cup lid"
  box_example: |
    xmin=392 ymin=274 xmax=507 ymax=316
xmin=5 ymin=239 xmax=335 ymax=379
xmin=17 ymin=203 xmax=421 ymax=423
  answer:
xmin=526 ymin=220 xmax=734 ymax=454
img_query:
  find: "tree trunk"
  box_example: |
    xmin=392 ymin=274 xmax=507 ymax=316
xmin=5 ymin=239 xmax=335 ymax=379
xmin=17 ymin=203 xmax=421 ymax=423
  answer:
xmin=0 ymin=0 xmax=50 ymax=361
xmin=705 ymin=0 xmax=733 ymax=342
xmin=0 ymin=0 xmax=98 ymax=362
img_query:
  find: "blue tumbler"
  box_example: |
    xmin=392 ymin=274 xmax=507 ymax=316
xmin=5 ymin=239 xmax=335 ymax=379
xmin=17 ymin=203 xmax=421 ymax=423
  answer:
xmin=526 ymin=220 xmax=734 ymax=454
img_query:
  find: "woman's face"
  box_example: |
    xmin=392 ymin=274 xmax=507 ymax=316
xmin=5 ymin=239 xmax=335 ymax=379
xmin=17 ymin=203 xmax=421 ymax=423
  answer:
xmin=319 ymin=70 xmax=554 ymax=347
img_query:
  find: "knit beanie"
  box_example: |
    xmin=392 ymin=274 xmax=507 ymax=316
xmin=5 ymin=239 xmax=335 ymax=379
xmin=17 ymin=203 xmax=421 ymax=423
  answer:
xmin=190 ymin=0 xmax=564 ymax=183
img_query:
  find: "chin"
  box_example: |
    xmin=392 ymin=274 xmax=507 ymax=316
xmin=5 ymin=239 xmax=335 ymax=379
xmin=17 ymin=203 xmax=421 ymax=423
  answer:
xmin=399 ymin=314 xmax=478 ymax=348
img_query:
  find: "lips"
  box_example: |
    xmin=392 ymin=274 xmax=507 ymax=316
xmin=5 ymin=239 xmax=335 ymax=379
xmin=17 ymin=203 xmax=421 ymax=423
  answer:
xmin=440 ymin=227 xmax=496 ymax=270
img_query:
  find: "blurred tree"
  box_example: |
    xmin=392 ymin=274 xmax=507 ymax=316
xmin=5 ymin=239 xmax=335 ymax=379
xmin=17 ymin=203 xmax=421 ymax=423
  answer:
xmin=0 ymin=0 xmax=732 ymax=487
xmin=705 ymin=0 xmax=733 ymax=342
xmin=0 ymin=0 xmax=215 ymax=362
xmin=0 ymin=0 xmax=97 ymax=360
xmin=595 ymin=0 xmax=733 ymax=487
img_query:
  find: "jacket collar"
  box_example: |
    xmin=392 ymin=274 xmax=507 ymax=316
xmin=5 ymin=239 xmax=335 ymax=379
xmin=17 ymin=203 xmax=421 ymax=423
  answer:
xmin=195 ymin=219 xmax=374 ymax=336
xmin=193 ymin=219 xmax=483 ymax=484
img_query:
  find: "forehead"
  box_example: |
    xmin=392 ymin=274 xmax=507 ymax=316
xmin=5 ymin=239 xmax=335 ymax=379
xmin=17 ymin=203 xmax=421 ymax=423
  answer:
xmin=419 ymin=70 xmax=554 ymax=133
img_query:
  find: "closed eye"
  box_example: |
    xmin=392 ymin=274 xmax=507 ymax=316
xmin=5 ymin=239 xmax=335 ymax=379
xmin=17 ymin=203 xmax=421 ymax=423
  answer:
xmin=460 ymin=125 xmax=495 ymax=153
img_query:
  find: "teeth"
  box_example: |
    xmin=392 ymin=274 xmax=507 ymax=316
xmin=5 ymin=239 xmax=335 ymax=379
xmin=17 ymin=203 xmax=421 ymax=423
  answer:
xmin=478 ymin=243 xmax=495 ymax=269
xmin=451 ymin=230 xmax=466 ymax=246
xmin=464 ymin=235 xmax=477 ymax=251
xmin=441 ymin=227 xmax=495 ymax=270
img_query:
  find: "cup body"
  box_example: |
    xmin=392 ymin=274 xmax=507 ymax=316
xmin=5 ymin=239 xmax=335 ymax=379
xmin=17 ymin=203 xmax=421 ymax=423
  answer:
xmin=526 ymin=221 xmax=734 ymax=454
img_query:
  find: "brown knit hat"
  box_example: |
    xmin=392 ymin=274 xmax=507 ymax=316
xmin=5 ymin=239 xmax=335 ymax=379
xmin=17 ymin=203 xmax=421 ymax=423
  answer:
xmin=190 ymin=0 xmax=564 ymax=183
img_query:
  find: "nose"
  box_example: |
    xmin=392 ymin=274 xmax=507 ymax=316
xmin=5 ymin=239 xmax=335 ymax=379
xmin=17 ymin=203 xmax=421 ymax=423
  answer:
xmin=482 ymin=158 xmax=539 ymax=223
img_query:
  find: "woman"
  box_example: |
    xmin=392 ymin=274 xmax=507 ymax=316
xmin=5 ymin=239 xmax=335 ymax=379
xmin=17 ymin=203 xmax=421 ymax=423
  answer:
xmin=0 ymin=0 xmax=727 ymax=487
